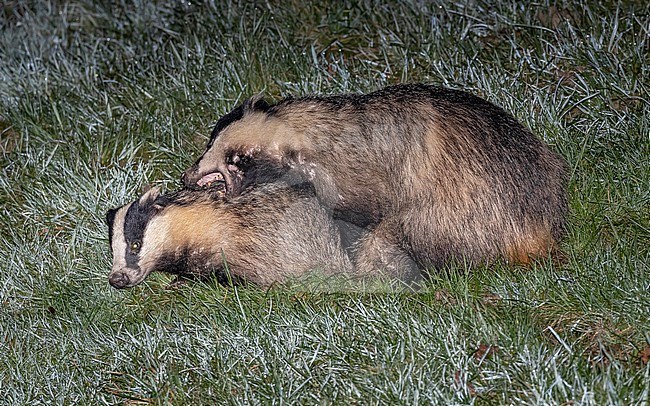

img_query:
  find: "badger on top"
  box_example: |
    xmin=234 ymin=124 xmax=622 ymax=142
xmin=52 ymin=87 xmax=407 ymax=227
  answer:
xmin=183 ymin=84 xmax=568 ymax=274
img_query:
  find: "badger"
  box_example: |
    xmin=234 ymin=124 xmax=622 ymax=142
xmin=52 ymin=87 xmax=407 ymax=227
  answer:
xmin=105 ymin=182 xmax=356 ymax=289
xmin=182 ymin=83 xmax=569 ymax=273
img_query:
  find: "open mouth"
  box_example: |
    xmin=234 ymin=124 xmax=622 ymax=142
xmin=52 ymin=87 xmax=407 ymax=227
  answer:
xmin=197 ymin=172 xmax=224 ymax=188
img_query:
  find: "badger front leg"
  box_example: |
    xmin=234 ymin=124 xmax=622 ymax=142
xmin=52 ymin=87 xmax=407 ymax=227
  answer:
xmin=353 ymin=220 xmax=422 ymax=284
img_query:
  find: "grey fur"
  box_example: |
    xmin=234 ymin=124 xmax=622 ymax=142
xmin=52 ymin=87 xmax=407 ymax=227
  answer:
xmin=183 ymin=84 xmax=569 ymax=273
xmin=106 ymin=183 xmax=355 ymax=289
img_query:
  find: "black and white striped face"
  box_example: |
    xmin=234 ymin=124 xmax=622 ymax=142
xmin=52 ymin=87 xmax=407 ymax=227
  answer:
xmin=105 ymin=188 xmax=164 ymax=289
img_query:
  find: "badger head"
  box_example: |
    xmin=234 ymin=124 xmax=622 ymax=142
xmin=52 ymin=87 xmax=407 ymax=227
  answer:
xmin=105 ymin=187 xmax=165 ymax=289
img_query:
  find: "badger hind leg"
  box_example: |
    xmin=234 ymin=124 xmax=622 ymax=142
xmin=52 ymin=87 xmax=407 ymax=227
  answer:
xmin=353 ymin=221 xmax=423 ymax=285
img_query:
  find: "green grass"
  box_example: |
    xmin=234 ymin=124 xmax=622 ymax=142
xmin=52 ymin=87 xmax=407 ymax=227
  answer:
xmin=1 ymin=0 xmax=649 ymax=404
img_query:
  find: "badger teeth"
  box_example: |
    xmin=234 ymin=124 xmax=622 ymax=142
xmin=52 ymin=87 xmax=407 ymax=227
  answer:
xmin=197 ymin=172 xmax=224 ymax=187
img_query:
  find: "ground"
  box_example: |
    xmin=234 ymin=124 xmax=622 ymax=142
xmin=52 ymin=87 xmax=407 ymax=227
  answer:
xmin=0 ymin=1 xmax=648 ymax=404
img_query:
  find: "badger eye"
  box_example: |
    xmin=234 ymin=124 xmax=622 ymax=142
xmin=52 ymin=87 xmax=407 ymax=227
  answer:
xmin=130 ymin=241 xmax=141 ymax=253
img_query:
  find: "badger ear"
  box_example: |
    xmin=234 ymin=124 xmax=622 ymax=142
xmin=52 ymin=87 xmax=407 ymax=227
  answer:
xmin=139 ymin=186 xmax=161 ymax=205
xmin=105 ymin=208 xmax=118 ymax=227
xmin=244 ymin=95 xmax=270 ymax=113
xmin=152 ymin=202 xmax=165 ymax=213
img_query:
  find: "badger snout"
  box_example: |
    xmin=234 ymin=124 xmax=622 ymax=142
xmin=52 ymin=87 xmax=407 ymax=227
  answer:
xmin=181 ymin=167 xmax=201 ymax=189
xmin=109 ymin=266 xmax=150 ymax=289
xmin=108 ymin=271 xmax=131 ymax=289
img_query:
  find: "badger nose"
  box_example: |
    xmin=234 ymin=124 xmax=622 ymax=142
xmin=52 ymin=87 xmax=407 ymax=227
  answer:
xmin=109 ymin=272 xmax=130 ymax=289
xmin=181 ymin=166 xmax=199 ymax=188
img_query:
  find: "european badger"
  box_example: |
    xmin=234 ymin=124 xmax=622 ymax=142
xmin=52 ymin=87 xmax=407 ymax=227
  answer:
xmin=105 ymin=182 xmax=354 ymax=289
xmin=182 ymin=84 xmax=568 ymax=273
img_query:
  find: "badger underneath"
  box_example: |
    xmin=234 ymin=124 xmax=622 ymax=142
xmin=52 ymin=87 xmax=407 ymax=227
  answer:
xmin=105 ymin=182 xmax=356 ymax=289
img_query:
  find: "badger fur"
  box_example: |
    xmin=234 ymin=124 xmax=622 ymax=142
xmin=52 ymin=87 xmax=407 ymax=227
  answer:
xmin=105 ymin=183 xmax=354 ymax=289
xmin=182 ymin=84 xmax=569 ymax=272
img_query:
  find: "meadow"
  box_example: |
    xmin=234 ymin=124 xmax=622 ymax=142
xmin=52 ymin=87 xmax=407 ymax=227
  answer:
xmin=1 ymin=0 xmax=648 ymax=404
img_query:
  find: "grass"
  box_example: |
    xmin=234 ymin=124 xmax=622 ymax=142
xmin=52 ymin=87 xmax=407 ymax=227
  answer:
xmin=1 ymin=0 xmax=649 ymax=404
